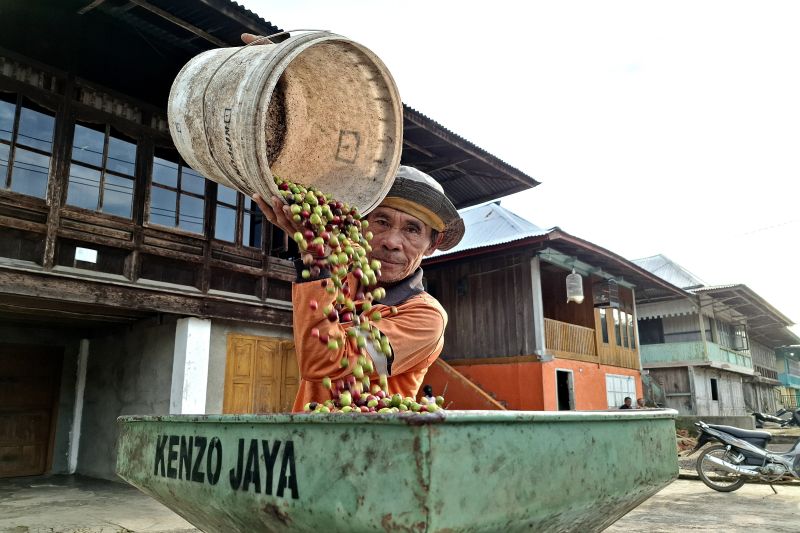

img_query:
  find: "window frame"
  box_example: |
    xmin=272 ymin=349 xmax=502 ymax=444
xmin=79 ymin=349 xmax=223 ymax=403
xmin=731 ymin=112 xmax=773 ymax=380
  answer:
xmin=65 ymin=120 xmax=137 ymax=219
xmin=212 ymin=184 xmax=271 ymax=251
xmin=148 ymin=150 xmax=207 ymax=235
xmin=0 ymin=92 xmax=56 ymax=199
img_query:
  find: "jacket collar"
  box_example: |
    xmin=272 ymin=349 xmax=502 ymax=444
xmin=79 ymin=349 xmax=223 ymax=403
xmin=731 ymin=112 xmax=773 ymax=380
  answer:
xmin=377 ymin=268 xmax=425 ymax=306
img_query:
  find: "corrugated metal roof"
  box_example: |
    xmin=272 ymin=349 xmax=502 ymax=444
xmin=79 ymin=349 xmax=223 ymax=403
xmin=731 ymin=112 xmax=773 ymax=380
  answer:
xmin=145 ymin=0 xmax=283 ymax=45
xmin=424 ymin=204 xmax=692 ymax=302
xmin=430 ymin=202 xmax=552 ymax=258
xmin=690 ymin=284 xmax=739 ymax=292
xmin=402 ymin=106 xmax=539 ymax=208
xmin=632 ymin=254 xmax=706 ymax=289
xmin=637 ymin=300 xmax=700 ymax=320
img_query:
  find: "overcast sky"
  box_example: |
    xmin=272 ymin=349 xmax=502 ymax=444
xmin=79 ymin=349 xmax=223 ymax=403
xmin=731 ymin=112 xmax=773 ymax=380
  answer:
xmin=245 ymin=1 xmax=800 ymax=336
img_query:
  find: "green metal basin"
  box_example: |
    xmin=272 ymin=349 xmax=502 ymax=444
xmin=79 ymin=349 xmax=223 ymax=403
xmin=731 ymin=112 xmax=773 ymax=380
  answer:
xmin=116 ymin=410 xmax=678 ymax=532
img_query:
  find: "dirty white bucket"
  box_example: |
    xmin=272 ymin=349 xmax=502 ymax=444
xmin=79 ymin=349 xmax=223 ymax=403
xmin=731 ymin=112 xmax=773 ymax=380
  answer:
xmin=168 ymin=31 xmax=403 ymax=214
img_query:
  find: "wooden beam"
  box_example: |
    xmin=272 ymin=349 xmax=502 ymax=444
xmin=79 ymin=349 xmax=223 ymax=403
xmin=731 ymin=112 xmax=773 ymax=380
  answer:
xmin=77 ymin=0 xmax=107 ymax=15
xmin=127 ymin=0 xmax=229 ymax=47
xmin=0 ymin=267 xmax=293 ymax=327
xmin=404 ymin=110 xmax=538 ymax=188
xmin=43 ymin=90 xmax=73 ymax=269
xmin=445 ymin=355 xmax=542 ymax=366
xmin=402 ymin=138 xmax=436 ymax=158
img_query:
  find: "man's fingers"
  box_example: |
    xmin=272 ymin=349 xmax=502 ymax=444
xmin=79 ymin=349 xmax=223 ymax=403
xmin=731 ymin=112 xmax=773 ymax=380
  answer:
xmin=241 ymin=33 xmax=270 ymax=45
xmin=252 ymin=194 xmax=276 ymax=223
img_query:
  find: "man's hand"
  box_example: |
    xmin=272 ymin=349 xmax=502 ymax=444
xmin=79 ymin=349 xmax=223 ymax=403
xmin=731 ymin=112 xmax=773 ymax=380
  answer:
xmin=252 ymin=194 xmax=298 ymax=236
xmin=241 ymin=33 xmax=270 ymax=45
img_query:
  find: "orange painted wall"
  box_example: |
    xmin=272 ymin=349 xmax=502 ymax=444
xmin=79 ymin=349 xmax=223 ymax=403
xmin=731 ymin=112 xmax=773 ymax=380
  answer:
xmin=448 ymin=362 xmax=544 ymax=410
xmin=447 ymin=359 xmax=642 ymax=411
xmin=421 ymin=359 xmax=506 ymax=410
xmin=541 ymin=359 xmax=643 ymax=411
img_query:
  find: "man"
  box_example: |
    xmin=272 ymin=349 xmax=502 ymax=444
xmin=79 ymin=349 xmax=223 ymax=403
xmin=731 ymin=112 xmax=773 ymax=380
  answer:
xmin=254 ymin=166 xmax=464 ymax=411
xmin=421 ymin=384 xmax=436 ymax=403
xmin=619 ymin=397 xmax=633 ymax=409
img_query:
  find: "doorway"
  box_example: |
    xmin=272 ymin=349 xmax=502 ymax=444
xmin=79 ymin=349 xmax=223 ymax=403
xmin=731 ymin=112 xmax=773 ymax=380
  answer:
xmin=556 ymin=369 xmax=575 ymax=411
xmin=0 ymin=345 xmax=63 ymax=478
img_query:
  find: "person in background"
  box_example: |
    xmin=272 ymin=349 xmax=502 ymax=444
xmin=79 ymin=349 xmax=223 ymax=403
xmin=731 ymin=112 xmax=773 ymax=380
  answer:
xmin=636 ymin=397 xmax=646 ymax=409
xmin=619 ymin=397 xmax=633 ymax=409
xmin=422 ymin=384 xmax=435 ymax=403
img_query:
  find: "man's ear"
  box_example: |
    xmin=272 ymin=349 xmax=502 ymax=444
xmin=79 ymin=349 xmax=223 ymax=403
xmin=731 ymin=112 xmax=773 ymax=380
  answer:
xmin=424 ymin=232 xmax=444 ymax=256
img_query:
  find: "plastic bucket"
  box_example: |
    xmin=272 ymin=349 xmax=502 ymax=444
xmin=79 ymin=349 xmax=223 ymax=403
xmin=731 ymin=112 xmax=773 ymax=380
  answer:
xmin=168 ymin=31 xmax=403 ymax=214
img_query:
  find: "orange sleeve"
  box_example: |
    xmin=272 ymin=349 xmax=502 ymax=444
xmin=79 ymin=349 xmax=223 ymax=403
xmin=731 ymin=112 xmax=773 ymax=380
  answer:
xmin=292 ymin=281 xmax=446 ymax=382
xmin=371 ymin=293 xmax=447 ymax=375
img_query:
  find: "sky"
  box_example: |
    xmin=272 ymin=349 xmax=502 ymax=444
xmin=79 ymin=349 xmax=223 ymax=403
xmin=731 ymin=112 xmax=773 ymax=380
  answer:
xmin=244 ymin=0 xmax=800 ymax=336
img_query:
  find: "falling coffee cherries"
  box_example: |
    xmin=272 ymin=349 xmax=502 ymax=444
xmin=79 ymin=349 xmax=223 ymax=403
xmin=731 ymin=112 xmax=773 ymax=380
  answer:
xmin=276 ymin=177 xmax=445 ymax=415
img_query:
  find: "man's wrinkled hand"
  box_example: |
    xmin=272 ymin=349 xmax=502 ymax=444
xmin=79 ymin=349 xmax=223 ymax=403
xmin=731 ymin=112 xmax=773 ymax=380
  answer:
xmin=241 ymin=33 xmax=269 ymax=45
xmin=252 ymin=194 xmax=298 ymax=236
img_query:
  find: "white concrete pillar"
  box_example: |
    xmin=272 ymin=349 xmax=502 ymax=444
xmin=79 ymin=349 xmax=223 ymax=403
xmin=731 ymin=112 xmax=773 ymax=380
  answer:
xmin=170 ymin=317 xmax=212 ymax=414
xmin=529 ymin=256 xmax=548 ymax=359
xmin=68 ymin=338 xmax=89 ymax=474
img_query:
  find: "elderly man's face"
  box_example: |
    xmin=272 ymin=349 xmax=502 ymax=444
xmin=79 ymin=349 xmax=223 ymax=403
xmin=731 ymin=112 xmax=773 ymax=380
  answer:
xmin=366 ymin=206 xmax=438 ymax=284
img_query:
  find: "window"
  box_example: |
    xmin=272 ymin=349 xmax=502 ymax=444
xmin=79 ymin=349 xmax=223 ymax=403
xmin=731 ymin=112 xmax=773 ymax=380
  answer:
xmin=149 ymin=150 xmax=206 ymax=233
xmin=606 ymin=374 xmax=636 ymax=409
xmin=66 ymin=122 xmax=135 ymax=218
xmin=214 ymin=184 xmax=264 ymax=248
xmin=215 ymin=184 xmax=238 ymax=242
xmin=599 ymin=308 xmax=609 ymax=344
xmin=638 ymin=318 xmax=664 ymax=345
xmin=0 ymin=93 xmax=55 ymax=199
xmin=613 ymin=308 xmax=622 ymax=346
xmin=243 ymin=197 xmax=263 ymax=248
xmin=733 ymin=325 xmax=749 ymax=352
xmin=704 ymin=315 xmax=714 ymax=342
xmin=710 ymin=378 xmax=719 ymax=401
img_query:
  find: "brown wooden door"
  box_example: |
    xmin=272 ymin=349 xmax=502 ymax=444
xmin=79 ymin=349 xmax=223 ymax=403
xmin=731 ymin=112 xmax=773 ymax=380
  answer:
xmin=279 ymin=343 xmax=299 ymax=412
xmin=0 ymin=345 xmax=62 ymax=478
xmin=222 ymin=335 xmax=299 ymax=414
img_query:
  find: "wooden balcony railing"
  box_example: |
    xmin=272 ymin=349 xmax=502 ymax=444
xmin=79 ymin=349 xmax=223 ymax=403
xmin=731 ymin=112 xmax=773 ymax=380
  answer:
xmin=544 ymin=318 xmax=598 ymax=362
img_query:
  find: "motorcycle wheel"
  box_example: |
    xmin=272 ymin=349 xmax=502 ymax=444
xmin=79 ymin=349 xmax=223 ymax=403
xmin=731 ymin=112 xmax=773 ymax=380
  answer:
xmin=696 ymin=444 xmax=747 ymax=492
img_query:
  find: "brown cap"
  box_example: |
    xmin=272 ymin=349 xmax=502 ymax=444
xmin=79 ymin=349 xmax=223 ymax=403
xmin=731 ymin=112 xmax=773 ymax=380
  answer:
xmin=380 ymin=166 xmax=465 ymax=251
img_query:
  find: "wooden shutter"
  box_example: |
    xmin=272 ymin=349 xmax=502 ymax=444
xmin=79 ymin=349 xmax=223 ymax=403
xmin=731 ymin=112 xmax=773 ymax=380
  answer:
xmin=222 ymin=334 xmax=299 ymax=414
xmin=279 ymin=342 xmax=299 ymax=412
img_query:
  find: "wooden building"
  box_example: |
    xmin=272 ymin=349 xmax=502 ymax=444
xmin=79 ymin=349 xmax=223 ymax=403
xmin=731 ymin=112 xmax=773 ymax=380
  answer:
xmin=421 ymin=203 xmax=688 ymax=411
xmin=775 ymin=346 xmax=800 ymax=408
xmin=633 ymin=255 xmax=799 ymax=416
xmin=0 ymin=1 xmax=538 ymax=480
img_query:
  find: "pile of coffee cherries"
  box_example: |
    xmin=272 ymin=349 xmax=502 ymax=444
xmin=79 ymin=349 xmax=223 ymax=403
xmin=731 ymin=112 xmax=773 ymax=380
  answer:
xmin=302 ymin=366 xmax=445 ymax=414
xmin=275 ymin=177 xmax=445 ymax=414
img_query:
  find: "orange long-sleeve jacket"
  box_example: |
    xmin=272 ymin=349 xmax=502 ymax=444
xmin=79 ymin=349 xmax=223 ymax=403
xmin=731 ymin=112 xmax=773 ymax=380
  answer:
xmin=291 ymin=268 xmax=446 ymax=412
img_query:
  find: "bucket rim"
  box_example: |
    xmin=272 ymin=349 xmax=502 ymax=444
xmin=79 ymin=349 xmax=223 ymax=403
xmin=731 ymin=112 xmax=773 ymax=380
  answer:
xmin=117 ymin=409 xmax=679 ymax=427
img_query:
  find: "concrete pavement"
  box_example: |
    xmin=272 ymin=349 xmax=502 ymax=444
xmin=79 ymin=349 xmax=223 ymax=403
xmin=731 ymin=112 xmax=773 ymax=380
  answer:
xmin=1 ymin=475 xmax=799 ymax=532
xmin=0 ymin=475 xmax=197 ymax=533
xmin=608 ymin=479 xmax=800 ymax=532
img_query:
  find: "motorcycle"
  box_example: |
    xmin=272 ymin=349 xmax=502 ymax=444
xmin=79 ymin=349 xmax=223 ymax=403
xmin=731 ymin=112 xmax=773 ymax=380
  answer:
xmin=752 ymin=407 xmax=800 ymax=428
xmin=688 ymin=421 xmax=800 ymax=492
